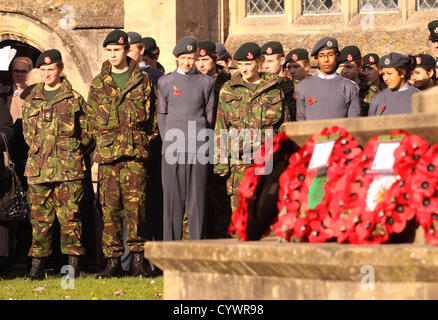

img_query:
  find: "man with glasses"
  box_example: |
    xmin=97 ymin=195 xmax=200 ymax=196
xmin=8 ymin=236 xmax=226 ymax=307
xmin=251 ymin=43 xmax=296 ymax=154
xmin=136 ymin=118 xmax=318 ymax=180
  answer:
xmin=296 ymin=37 xmax=360 ymax=121
xmin=3 ymin=57 xmax=33 ymax=115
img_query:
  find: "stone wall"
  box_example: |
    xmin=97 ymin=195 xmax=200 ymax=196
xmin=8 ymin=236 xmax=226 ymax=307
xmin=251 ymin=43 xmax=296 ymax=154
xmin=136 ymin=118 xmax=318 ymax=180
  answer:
xmin=0 ymin=0 xmax=124 ymax=96
xmin=225 ymin=5 xmax=436 ymax=59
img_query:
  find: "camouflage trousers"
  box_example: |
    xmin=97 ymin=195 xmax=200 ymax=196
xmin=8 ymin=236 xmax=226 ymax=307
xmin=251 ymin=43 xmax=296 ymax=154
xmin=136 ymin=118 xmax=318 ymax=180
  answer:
xmin=28 ymin=180 xmax=85 ymax=258
xmin=98 ymin=160 xmax=147 ymax=258
xmin=227 ymin=164 xmax=252 ymax=214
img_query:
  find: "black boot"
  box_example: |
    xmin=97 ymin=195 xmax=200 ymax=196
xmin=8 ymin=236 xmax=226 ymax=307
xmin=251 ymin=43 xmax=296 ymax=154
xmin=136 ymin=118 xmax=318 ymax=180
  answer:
xmin=95 ymin=258 xmax=123 ymax=279
xmin=131 ymin=252 xmax=152 ymax=278
xmin=67 ymin=255 xmax=81 ymax=279
xmin=27 ymin=257 xmax=46 ymax=281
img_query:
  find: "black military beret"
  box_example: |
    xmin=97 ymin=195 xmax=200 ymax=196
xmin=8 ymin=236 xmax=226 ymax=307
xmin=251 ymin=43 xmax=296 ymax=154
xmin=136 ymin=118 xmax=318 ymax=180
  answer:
xmin=339 ymin=46 xmax=362 ymax=64
xmin=215 ymin=43 xmax=230 ymax=60
xmin=36 ymin=49 xmax=62 ymax=68
xmin=285 ymin=48 xmax=309 ymax=65
xmin=198 ymin=40 xmax=217 ymax=58
xmin=261 ymin=41 xmax=284 ymax=56
xmin=362 ymin=53 xmax=379 ymax=68
xmin=127 ymin=31 xmax=142 ymax=45
xmin=428 ymin=20 xmax=438 ymax=41
xmin=379 ymin=52 xmax=410 ymax=68
xmin=173 ymin=36 xmax=197 ymax=57
xmin=233 ymin=42 xmax=261 ymax=61
xmin=103 ymin=29 xmax=128 ymax=47
xmin=142 ymin=37 xmax=158 ymax=53
xmin=310 ymin=37 xmax=339 ymax=57
xmin=414 ymin=54 xmax=436 ymax=70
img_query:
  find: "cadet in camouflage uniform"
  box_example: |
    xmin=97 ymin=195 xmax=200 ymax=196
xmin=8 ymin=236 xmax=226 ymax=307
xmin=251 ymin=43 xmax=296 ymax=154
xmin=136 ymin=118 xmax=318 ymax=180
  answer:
xmin=86 ymin=30 xmax=157 ymax=278
xmin=261 ymin=41 xmax=296 ymax=121
xmin=22 ymin=49 xmax=91 ymax=280
xmin=214 ymin=42 xmax=290 ymax=214
xmin=362 ymin=53 xmax=385 ymax=113
xmin=195 ymin=40 xmax=232 ymax=238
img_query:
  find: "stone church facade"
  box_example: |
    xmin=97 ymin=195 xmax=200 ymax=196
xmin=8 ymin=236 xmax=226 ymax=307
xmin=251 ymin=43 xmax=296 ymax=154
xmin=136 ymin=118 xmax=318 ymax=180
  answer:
xmin=0 ymin=0 xmax=435 ymax=96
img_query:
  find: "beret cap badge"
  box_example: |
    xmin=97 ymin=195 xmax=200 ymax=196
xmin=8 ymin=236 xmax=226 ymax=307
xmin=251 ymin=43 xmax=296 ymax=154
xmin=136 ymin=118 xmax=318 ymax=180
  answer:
xmin=266 ymin=47 xmax=273 ymax=55
xmin=435 ymin=27 xmax=438 ymax=33
xmin=347 ymin=54 xmax=353 ymax=62
xmin=416 ymin=57 xmax=422 ymax=64
xmin=247 ymin=52 xmax=254 ymax=60
xmin=384 ymin=58 xmax=390 ymax=65
xmin=292 ymin=54 xmax=298 ymax=61
xmin=187 ymin=45 xmax=193 ymax=51
xmin=369 ymin=56 xmax=375 ymax=63
xmin=118 ymin=37 xmax=124 ymax=44
xmin=44 ymin=56 xmax=51 ymax=64
xmin=327 ymin=41 xmax=333 ymax=47
xmin=200 ymin=49 xmax=206 ymax=57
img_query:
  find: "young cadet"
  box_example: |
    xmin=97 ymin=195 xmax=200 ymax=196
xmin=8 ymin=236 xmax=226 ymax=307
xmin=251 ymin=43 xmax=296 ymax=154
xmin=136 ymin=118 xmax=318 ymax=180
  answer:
xmin=195 ymin=40 xmax=232 ymax=238
xmin=296 ymin=37 xmax=361 ymax=121
xmin=22 ymin=50 xmax=91 ymax=280
xmin=338 ymin=46 xmax=377 ymax=117
xmin=86 ymin=29 xmax=157 ymax=278
xmin=411 ymin=54 xmax=437 ymax=91
xmin=215 ymin=43 xmax=233 ymax=73
xmin=285 ymin=48 xmax=311 ymax=83
xmin=142 ymin=37 xmax=165 ymax=74
xmin=362 ymin=53 xmax=385 ymax=90
xmin=369 ymin=52 xmax=419 ymax=116
xmin=157 ymin=36 xmax=215 ymax=241
xmin=214 ymin=42 xmax=290 ymax=213
xmin=261 ymin=41 xmax=296 ymax=121
xmin=428 ymin=20 xmax=438 ymax=71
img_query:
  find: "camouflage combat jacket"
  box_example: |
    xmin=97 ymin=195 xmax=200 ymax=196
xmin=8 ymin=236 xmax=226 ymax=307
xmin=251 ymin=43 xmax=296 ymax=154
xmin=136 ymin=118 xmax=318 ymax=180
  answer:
xmin=214 ymin=72 xmax=290 ymax=175
xmin=22 ymin=78 xmax=91 ymax=184
xmin=86 ymin=57 xmax=157 ymax=164
xmin=359 ymin=75 xmax=380 ymax=117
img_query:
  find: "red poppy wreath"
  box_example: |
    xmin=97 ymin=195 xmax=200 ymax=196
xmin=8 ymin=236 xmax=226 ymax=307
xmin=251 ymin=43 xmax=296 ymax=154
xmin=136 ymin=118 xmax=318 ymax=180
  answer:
xmin=325 ymin=130 xmax=428 ymax=244
xmin=228 ymin=132 xmax=295 ymax=241
xmin=410 ymin=143 xmax=438 ymax=245
xmin=272 ymin=126 xmax=361 ymax=243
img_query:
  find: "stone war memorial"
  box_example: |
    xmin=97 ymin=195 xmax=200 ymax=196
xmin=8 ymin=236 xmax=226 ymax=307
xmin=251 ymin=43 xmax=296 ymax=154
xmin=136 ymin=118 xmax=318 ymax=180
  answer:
xmin=145 ymin=87 xmax=438 ymax=300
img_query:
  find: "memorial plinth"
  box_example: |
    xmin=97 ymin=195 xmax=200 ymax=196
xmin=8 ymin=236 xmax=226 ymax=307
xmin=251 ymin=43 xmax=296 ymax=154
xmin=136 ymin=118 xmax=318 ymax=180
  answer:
xmin=145 ymin=87 xmax=438 ymax=300
xmin=144 ymin=237 xmax=438 ymax=299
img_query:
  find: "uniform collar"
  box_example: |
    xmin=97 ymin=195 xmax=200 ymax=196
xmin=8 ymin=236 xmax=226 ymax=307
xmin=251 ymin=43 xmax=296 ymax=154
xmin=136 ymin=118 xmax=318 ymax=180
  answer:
xmin=397 ymin=83 xmax=411 ymax=92
xmin=317 ymin=71 xmax=339 ymax=80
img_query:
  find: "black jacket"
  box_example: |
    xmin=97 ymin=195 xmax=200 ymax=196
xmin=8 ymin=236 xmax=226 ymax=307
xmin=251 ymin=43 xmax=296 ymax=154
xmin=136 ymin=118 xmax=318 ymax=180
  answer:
xmin=0 ymin=98 xmax=14 ymax=198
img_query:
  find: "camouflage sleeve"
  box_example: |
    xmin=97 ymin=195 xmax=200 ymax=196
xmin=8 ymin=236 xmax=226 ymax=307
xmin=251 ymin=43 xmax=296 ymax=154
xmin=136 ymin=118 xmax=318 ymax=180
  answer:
xmin=85 ymin=81 xmax=99 ymax=138
xmin=77 ymin=94 xmax=93 ymax=149
xmin=214 ymin=86 xmax=231 ymax=176
xmin=145 ymin=75 xmax=158 ymax=143
xmin=21 ymin=98 xmax=33 ymax=148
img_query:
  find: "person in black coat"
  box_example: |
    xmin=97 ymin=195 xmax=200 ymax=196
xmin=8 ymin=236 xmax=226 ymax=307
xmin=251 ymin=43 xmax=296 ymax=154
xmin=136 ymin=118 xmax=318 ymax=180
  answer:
xmin=0 ymin=99 xmax=14 ymax=197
